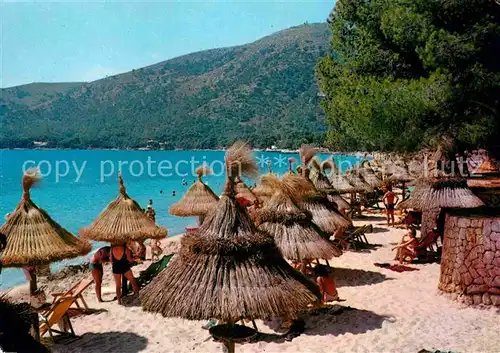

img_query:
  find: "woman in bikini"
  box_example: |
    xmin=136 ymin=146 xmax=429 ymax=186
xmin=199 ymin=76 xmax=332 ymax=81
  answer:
xmin=89 ymin=246 xmax=111 ymax=302
xmin=314 ymin=264 xmax=341 ymax=303
xmin=111 ymin=243 xmax=139 ymax=304
xmin=392 ymin=229 xmax=418 ymax=264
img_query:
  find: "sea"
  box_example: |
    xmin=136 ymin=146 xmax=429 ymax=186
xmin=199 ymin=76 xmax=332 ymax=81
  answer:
xmin=0 ymin=149 xmax=362 ymax=289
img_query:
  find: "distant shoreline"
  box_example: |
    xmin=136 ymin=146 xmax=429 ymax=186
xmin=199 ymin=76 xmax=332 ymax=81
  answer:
xmin=0 ymin=147 xmax=370 ymax=156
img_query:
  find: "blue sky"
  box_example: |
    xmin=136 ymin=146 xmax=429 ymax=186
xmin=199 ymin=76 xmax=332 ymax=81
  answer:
xmin=1 ymin=1 xmax=334 ymax=88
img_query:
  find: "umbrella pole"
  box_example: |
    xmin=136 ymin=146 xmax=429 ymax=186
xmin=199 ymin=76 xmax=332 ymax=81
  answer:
xmin=402 ymin=182 xmax=406 ymax=200
xmin=198 ymin=215 xmax=205 ymax=226
xmin=29 ymin=269 xmax=37 ymax=294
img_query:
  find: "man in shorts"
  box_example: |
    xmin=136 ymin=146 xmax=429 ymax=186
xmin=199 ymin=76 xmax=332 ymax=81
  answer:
xmin=383 ymin=185 xmax=399 ymax=227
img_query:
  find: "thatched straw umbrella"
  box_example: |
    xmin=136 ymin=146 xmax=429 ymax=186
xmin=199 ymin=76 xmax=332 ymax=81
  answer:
xmin=80 ymin=175 xmax=168 ymax=242
xmin=386 ymin=165 xmax=414 ymax=200
xmin=255 ymin=175 xmax=342 ymax=262
xmin=398 ymin=180 xmax=431 ymax=210
xmin=424 ymin=178 xmax=484 ymax=209
xmin=169 ymin=166 xmax=219 ymax=225
xmin=0 ymin=171 xmax=91 ymax=294
xmin=345 ymin=171 xmax=374 ymax=194
xmin=290 ymin=146 xmax=352 ymax=234
xmin=323 ymin=160 xmax=360 ymax=194
xmin=358 ymin=165 xmax=384 ymax=189
xmin=471 ymin=155 xmax=499 ymax=175
xmin=252 ymin=161 xmax=277 ymax=203
xmin=141 ymin=142 xmax=320 ymax=324
xmin=309 ymin=159 xmax=350 ymax=210
xmin=281 ymin=157 xmax=297 ymax=178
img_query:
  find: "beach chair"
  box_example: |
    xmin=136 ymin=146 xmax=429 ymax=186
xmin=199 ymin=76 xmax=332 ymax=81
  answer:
xmin=416 ymin=231 xmax=439 ymax=256
xmin=38 ymin=297 xmax=77 ymax=341
xmin=50 ymin=277 xmax=93 ymax=311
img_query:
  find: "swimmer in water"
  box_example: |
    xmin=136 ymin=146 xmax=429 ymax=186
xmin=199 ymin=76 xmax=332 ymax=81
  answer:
xmin=172 ymin=191 xmax=176 ymax=196
xmin=160 ymin=190 xmax=163 ymax=194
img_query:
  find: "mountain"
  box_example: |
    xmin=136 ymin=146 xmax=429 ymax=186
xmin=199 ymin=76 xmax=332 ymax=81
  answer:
xmin=0 ymin=23 xmax=330 ymax=149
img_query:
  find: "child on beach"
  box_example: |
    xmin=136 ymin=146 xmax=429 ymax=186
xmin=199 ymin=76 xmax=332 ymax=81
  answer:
xmin=89 ymin=246 xmax=111 ymax=302
xmin=314 ymin=265 xmax=341 ymax=303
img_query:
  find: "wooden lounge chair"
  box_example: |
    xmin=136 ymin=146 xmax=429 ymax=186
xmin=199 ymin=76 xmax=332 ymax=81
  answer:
xmin=51 ymin=277 xmax=93 ymax=311
xmin=416 ymin=231 xmax=439 ymax=256
xmin=344 ymin=225 xmax=369 ymax=243
xmin=38 ymin=297 xmax=77 ymax=341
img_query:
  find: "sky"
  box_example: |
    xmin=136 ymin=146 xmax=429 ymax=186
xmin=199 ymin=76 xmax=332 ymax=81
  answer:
xmin=1 ymin=0 xmax=334 ymax=88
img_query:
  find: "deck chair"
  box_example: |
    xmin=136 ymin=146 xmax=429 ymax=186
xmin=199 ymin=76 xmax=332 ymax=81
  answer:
xmin=39 ymin=297 xmax=77 ymax=341
xmin=344 ymin=225 xmax=369 ymax=243
xmin=416 ymin=231 xmax=439 ymax=256
xmin=51 ymin=277 xmax=93 ymax=311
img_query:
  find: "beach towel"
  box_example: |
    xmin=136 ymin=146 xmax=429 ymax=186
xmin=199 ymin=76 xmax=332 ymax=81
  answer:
xmin=374 ymin=263 xmax=419 ymax=272
xmin=131 ymin=254 xmax=174 ymax=289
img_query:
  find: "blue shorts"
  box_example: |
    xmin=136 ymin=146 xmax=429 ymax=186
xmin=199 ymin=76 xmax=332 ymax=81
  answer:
xmin=386 ymin=204 xmax=395 ymax=211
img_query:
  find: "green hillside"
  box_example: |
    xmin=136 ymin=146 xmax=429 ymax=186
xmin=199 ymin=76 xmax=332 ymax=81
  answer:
xmin=1 ymin=82 xmax=84 ymax=108
xmin=0 ymin=23 xmax=330 ymax=149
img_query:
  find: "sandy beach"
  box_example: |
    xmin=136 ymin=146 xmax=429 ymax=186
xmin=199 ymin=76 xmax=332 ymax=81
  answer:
xmin=5 ymin=215 xmax=500 ymax=353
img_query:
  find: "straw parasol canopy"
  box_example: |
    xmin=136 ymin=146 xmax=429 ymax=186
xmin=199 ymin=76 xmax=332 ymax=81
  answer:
xmin=345 ymin=171 xmax=374 ymax=193
xmin=141 ymin=142 xmax=320 ymax=322
xmin=397 ymin=180 xmax=431 ymax=210
xmin=255 ymin=175 xmax=342 ymax=261
xmin=471 ymin=156 xmax=499 ymax=175
xmin=385 ymin=165 xmax=414 ymax=183
xmin=284 ymin=157 xmax=297 ymax=176
xmin=252 ymin=174 xmax=279 ymax=203
xmin=252 ymin=161 xmax=277 ymax=203
xmin=169 ymin=165 xmax=219 ymax=217
xmin=309 ymin=159 xmax=350 ymax=210
xmin=290 ymin=146 xmax=353 ymax=233
xmin=424 ymin=178 xmax=485 ymax=209
xmin=398 ymin=178 xmax=484 ymax=210
xmin=322 ymin=159 xmax=361 ymax=194
xmin=80 ymin=175 xmax=168 ymax=242
xmin=358 ymin=166 xmax=384 ymax=188
xmin=0 ymin=171 xmax=91 ymax=268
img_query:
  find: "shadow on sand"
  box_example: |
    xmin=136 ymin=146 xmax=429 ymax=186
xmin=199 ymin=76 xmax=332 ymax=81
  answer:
xmin=52 ymin=331 xmax=148 ymax=353
xmin=332 ymin=267 xmax=389 ymax=288
xmin=370 ymin=227 xmax=390 ymax=234
xmin=347 ymin=243 xmax=383 ymax=253
xmin=255 ymin=305 xmax=393 ymax=344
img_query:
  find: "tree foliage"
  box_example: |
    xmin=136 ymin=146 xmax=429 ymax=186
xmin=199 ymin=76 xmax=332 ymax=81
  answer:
xmin=316 ymin=0 xmax=500 ymax=154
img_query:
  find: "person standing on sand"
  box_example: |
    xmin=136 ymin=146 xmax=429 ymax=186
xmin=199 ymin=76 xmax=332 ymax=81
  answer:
xmin=89 ymin=246 xmax=111 ymax=302
xmin=145 ymin=200 xmax=156 ymax=222
xmin=383 ymin=185 xmax=399 ymax=227
xmin=111 ymin=243 xmax=139 ymax=305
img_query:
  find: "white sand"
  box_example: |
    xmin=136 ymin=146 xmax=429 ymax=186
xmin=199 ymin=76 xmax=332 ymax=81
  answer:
xmin=7 ymin=216 xmax=500 ymax=353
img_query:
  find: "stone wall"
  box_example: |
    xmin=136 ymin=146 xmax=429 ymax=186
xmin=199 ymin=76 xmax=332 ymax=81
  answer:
xmin=439 ymin=214 xmax=500 ymax=306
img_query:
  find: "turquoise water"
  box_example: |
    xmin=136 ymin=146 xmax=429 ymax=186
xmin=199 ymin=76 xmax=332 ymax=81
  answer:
xmin=0 ymin=149 xmax=361 ymax=289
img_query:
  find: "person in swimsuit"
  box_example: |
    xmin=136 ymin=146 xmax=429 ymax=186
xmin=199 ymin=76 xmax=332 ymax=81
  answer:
xmin=314 ymin=265 xmax=341 ymax=303
xmin=111 ymin=243 xmax=139 ymax=304
xmin=89 ymin=246 xmax=111 ymax=302
xmin=383 ymin=185 xmax=399 ymax=227
xmin=392 ymin=228 xmax=418 ymax=264
xmin=145 ymin=200 xmax=156 ymax=222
